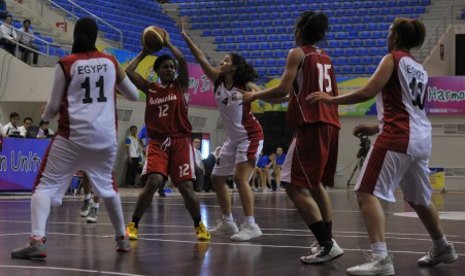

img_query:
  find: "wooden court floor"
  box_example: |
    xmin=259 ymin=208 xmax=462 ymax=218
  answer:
xmin=0 ymin=189 xmax=464 ymax=276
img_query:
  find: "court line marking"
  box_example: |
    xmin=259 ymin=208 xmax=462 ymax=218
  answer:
xmin=0 ymin=265 xmax=146 ymax=276
xmin=1 ymin=232 xmax=464 ymax=257
xmin=0 ymin=219 xmax=463 ymax=240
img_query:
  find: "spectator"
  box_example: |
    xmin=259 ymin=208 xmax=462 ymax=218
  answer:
xmin=0 ymin=0 xmax=8 ymax=20
xmin=256 ymin=151 xmax=269 ymax=192
xmin=137 ymin=125 xmax=148 ymax=148
xmin=125 ymin=125 xmax=142 ymax=187
xmin=192 ymin=137 xmax=205 ymax=192
xmin=0 ymin=15 xmax=18 ymax=55
xmin=275 ymin=146 xmax=286 ymax=189
xmin=18 ymin=19 xmax=38 ymax=64
xmin=203 ymin=146 xmax=221 ymax=192
xmin=0 ymin=122 xmax=3 ymax=136
xmin=36 ymin=120 xmax=54 ymax=139
xmin=18 ymin=117 xmax=32 ymax=137
xmin=3 ymin=112 xmax=20 ymax=136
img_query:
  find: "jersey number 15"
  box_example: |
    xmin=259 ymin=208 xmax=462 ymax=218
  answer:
xmin=316 ymin=63 xmax=333 ymax=93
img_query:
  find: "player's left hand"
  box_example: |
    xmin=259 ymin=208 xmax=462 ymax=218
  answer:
xmin=306 ymin=91 xmax=332 ymax=104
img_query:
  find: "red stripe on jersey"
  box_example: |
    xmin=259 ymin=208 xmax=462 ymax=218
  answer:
xmin=241 ymin=101 xmax=264 ymax=141
xmin=32 ymin=138 xmax=55 ymax=193
xmin=357 ymin=147 xmax=388 ymax=195
xmin=287 ymin=46 xmax=340 ymax=130
xmin=374 ymin=51 xmax=411 ymax=153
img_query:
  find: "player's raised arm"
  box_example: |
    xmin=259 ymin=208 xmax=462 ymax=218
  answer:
xmin=180 ymin=18 xmax=220 ymax=83
xmin=125 ymin=50 xmax=151 ymax=94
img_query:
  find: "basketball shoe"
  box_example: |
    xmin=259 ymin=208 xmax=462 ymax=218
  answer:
xmin=418 ymin=243 xmax=458 ymax=266
xmin=115 ymin=235 xmax=131 ymax=252
xmin=126 ymin=222 xmax=138 ymax=240
xmin=11 ymin=237 xmax=47 ymax=259
xmin=346 ymin=253 xmax=394 ymax=275
xmin=230 ymin=222 xmax=262 ymax=241
xmin=196 ymin=221 xmax=211 ymax=241
xmin=209 ymin=219 xmax=239 ymax=236
xmin=300 ymin=240 xmax=344 ymax=264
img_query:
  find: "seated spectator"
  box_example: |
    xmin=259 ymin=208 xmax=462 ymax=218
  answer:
xmin=18 ymin=19 xmax=38 ymax=64
xmin=17 ymin=117 xmax=32 ymax=137
xmin=36 ymin=120 xmax=54 ymax=138
xmin=0 ymin=0 xmax=8 ymax=20
xmin=3 ymin=112 xmax=20 ymax=136
xmin=0 ymin=15 xmax=18 ymax=55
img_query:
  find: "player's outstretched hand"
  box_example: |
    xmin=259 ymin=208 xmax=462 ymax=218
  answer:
xmin=162 ymin=28 xmax=170 ymax=46
xmin=306 ymin=91 xmax=332 ymax=104
xmin=241 ymin=91 xmax=256 ymax=103
xmin=178 ymin=17 xmax=188 ymax=36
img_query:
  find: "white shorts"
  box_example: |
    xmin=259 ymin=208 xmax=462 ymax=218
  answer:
xmin=212 ymin=137 xmax=263 ymax=176
xmin=34 ymin=136 xmax=118 ymax=206
xmin=355 ymin=147 xmax=432 ymax=206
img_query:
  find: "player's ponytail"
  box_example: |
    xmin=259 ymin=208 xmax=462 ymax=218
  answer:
xmin=296 ymin=11 xmax=328 ymax=45
xmin=72 ymin=17 xmax=98 ymax=54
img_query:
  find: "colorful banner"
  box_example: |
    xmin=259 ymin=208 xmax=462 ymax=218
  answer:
xmin=102 ymin=48 xmax=216 ymax=107
xmin=425 ymin=77 xmax=465 ymax=115
xmin=0 ymin=138 xmax=50 ymax=192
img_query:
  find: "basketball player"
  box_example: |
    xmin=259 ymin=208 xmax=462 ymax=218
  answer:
xmin=308 ymin=18 xmax=458 ymax=275
xmin=125 ymin=30 xmax=210 ymax=241
xmin=243 ymin=11 xmax=344 ymax=263
xmin=11 ymin=17 xmax=139 ymax=259
xmin=181 ymin=20 xmax=264 ymax=241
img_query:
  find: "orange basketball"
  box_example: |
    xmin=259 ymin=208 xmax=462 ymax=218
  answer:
xmin=141 ymin=26 xmax=166 ymax=52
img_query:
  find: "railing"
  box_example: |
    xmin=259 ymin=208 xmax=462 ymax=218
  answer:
xmin=3 ymin=25 xmax=70 ymax=58
xmin=418 ymin=4 xmax=465 ymax=62
xmin=40 ymin=0 xmax=123 ymax=48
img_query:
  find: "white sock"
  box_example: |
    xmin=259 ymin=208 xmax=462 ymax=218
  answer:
xmin=371 ymin=242 xmax=388 ymax=257
xmin=84 ymin=193 xmax=92 ymax=200
xmin=222 ymin=213 xmax=234 ymax=222
xmin=244 ymin=216 xmax=255 ymax=225
xmin=31 ymin=192 xmax=51 ymax=238
xmin=102 ymin=194 xmax=125 ymax=237
xmin=433 ymin=236 xmax=448 ymax=250
xmin=92 ymin=202 xmax=100 ymax=208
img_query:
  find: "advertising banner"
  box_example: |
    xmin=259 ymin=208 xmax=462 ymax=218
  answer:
xmin=0 ymin=138 xmax=50 ymax=192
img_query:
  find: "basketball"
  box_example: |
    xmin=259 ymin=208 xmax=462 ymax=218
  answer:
xmin=141 ymin=26 xmax=166 ymax=52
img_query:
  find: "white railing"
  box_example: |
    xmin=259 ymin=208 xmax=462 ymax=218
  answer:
xmin=418 ymin=4 xmax=465 ymax=61
xmin=41 ymin=0 xmax=123 ymax=48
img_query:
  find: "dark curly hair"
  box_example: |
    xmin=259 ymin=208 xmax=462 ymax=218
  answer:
xmin=153 ymin=54 xmax=177 ymax=72
xmin=225 ymin=53 xmax=258 ymax=88
xmin=72 ymin=17 xmax=98 ymax=54
xmin=295 ymin=11 xmax=328 ymax=45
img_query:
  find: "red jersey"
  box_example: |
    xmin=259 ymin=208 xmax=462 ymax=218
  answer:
xmin=145 ymin=80 xmax=192 ymax=138
xmin=287 ymin=46 xmax=340 ymax=130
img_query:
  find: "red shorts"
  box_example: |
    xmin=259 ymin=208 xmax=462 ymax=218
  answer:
xmin=281 ymin=123 xmax=339 ymax=188
xmin=141 ymin=137 xmax=195 ymax=185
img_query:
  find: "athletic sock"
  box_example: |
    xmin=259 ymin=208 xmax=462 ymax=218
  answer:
xmin=433 ymin=236 xmax=448 ymax=251
xmin=244 ymin=216 xmax=256 ymax=225
xmin=193 ymin=216 xmax=201 ymax=227
xmin=371 ymin=242 xmax=388 ymax=257
xmin=325 ymin=220 xmax=333 ymax=238
xmin=222 ymin=213 xmax=234 ymax=222
xmin=308 ymin=220 xmax=333 ymax=248
xmin=132 ymin=215 xmax=141 ymax=228
xmin=84 ymin=193 xmax=92 ymax=200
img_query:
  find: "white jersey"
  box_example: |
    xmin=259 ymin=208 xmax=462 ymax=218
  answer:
xmin=374 ymin=51 xmax=431 ymax=158
xmin=215 ymin=81 xmax=263 ymax=141
xmin=57 ymin=51 xmax=118 ymax=150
